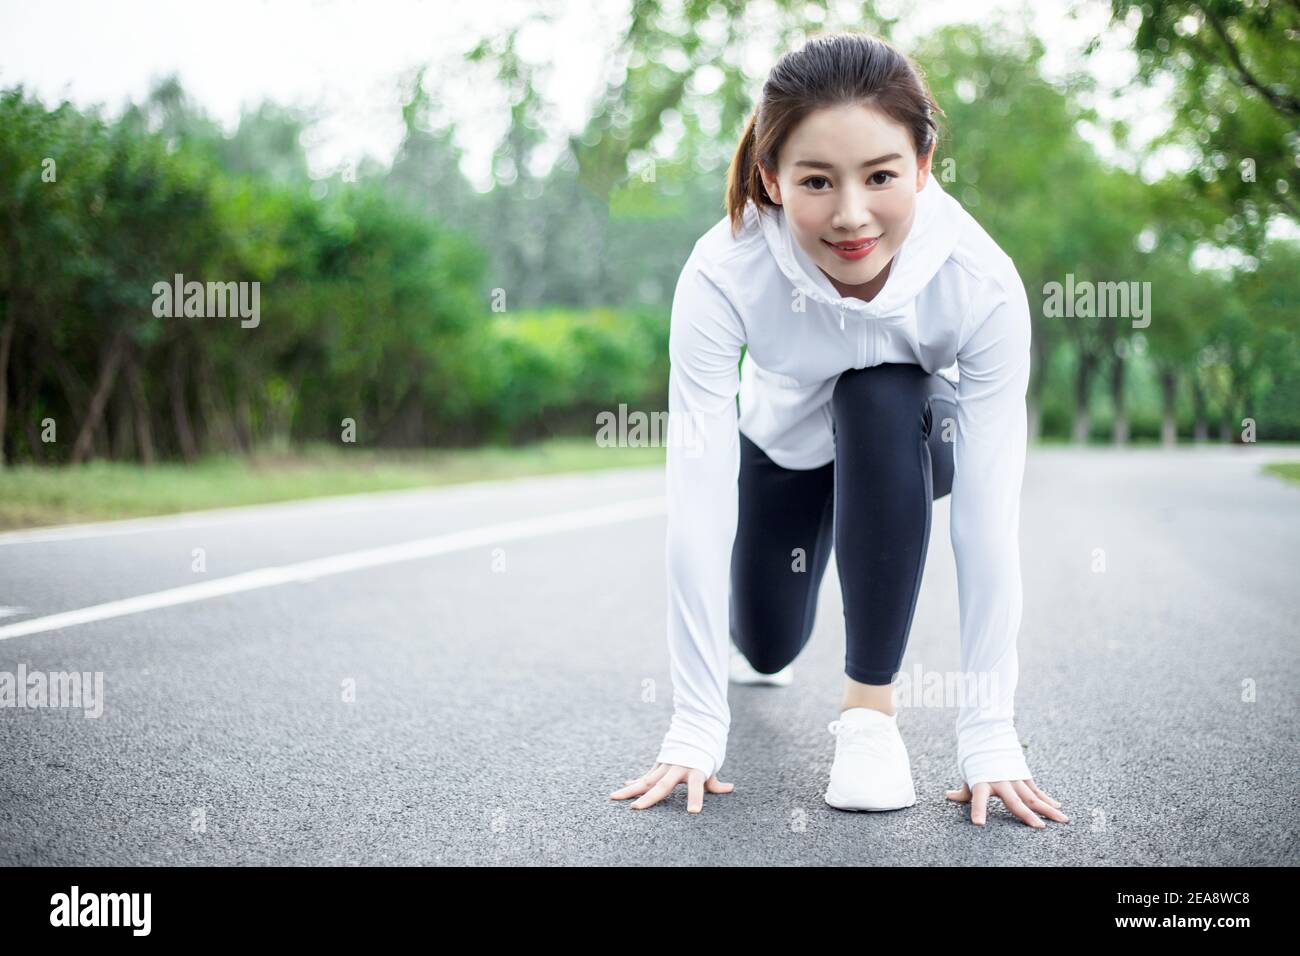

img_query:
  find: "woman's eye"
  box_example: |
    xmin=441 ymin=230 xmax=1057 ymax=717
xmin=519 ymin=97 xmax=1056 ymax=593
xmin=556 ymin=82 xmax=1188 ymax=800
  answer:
xmin=801 ymin=171 xmax=897 ymax=190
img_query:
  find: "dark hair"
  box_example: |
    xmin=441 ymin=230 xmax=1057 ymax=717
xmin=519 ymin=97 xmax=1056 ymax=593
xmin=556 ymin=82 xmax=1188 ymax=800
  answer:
xmin=725 ymin=32 xmax=945 ymax=237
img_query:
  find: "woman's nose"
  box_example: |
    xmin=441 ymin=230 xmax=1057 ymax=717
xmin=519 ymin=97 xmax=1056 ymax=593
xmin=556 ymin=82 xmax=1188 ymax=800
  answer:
xmin=832 ymin=183 xmax=874 ymax=232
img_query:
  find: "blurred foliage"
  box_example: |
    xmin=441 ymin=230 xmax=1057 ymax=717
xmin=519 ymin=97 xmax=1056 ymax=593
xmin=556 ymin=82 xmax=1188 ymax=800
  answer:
xmin=1105 ymin=0 xmax=1299 ymax=232
xmin=0 ymin=4 xmax=1297 ymax=468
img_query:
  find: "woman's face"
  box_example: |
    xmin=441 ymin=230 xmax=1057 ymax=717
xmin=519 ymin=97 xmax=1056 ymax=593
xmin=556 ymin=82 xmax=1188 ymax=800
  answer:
xmin=758 ymin=103 xmax=934 ymax=301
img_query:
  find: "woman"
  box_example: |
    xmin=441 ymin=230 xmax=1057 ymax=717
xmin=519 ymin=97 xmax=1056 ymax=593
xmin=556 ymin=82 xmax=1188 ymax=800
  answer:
xmin=610 ymin=32 xmax=1066 ymax=828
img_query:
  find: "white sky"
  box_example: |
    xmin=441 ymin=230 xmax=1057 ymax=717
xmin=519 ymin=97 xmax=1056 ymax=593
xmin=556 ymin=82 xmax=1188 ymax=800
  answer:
xmin=0 ymin=0 xmax=1187 ymax=189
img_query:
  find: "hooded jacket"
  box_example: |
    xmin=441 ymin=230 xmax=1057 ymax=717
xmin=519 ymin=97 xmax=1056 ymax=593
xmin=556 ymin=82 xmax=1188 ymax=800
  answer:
xmin=654 ymin=172 xmax=1035 ymax=788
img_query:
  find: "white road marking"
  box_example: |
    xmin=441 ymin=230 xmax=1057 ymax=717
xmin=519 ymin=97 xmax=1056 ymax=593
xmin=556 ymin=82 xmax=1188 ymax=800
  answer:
xmin=0 ymin=496 xmax=666 ymax=641
xmin=0 ymin=606 xmax=30 ymax=619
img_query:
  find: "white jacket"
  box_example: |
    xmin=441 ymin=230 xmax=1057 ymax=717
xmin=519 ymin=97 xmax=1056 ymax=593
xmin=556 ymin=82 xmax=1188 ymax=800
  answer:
xmin=655 ymin=172 xmax=1035 ymax=787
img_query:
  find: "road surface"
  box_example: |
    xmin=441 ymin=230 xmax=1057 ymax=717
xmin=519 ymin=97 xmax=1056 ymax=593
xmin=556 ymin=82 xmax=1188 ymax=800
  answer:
xmin=1 ymin=444 xmax=1297 ymax=865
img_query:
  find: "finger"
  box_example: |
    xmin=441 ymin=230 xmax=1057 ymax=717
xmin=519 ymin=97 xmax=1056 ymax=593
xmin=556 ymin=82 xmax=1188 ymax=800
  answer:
xmin=705 ymin=775 xmax=735 ymax=794
xmin=610 ymin=780 xmax=653 ymax=799
xmin=1024 ymin=778 xmax=1062 ymax=808
xmin=610 ymin=774 xmax=650 ymax=799
xmin=945 ymin=783 xmax=971 ymax=803
xmin=630 ymin=767 xmax=685 ymax=809
xmin=631 ymin=773 xmax=679 ymax=809
xmin=970 ymin=782 xmax=991 ymax=825
xmin=1012 ymin=780 xmax=1069 ymax=823
xmin=993 ymin=781 xmax=1045 ymax=828
xmin=609 ymin=763 xmax=669 ymax=799
xmin=687 ymin=771 xmax=704 ymax=813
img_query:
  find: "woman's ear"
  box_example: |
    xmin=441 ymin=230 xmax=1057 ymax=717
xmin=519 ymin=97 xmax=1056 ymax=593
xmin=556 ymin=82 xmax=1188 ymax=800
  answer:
xmin=758 ymin=161 xmax=782 ymax=205
xmin=916 ymin=143 xmax=936 ymax=191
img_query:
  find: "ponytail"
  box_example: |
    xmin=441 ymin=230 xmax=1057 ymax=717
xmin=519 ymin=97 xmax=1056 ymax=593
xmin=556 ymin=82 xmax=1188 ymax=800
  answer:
xmin=724 ymin=108 xmax=770 ymax=239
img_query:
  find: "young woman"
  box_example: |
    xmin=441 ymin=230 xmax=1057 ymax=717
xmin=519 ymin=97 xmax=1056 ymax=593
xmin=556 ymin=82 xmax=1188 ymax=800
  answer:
xmin=610 ymin=32 xmax=1066 ymax=828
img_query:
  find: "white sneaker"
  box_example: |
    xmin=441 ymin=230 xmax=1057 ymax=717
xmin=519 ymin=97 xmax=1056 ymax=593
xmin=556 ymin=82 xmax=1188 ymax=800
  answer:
xmin=823 ymin=707 xmax=917 ymax=811
xmin=729 ymin=643 xmax=793 ymax=686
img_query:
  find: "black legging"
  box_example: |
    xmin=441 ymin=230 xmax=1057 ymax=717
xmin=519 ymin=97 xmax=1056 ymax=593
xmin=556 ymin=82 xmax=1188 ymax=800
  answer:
xmin=730 ymin=362 xmax=957 ymax=685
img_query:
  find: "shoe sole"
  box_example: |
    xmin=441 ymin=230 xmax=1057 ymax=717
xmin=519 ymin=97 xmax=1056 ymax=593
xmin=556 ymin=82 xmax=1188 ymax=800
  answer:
xmin=824 ymin=785 xmax=916 ymax=812
xmin=730 ymin=673 xmax=793 ymax=686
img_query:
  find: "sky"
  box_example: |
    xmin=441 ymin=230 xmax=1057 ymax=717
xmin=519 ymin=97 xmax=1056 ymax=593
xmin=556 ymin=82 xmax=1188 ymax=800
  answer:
xmin=0 ymin=0 xmax=1188 ymax=190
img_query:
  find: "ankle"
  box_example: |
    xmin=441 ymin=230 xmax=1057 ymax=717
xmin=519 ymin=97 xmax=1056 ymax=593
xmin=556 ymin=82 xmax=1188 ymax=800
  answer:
xmin=841 ymin=678 xmax=897 ymax=716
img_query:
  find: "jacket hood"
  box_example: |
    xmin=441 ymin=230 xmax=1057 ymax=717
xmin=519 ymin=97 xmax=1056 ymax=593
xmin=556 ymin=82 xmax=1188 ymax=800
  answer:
xmin=752 ymin=172 xmax=964 ymax=331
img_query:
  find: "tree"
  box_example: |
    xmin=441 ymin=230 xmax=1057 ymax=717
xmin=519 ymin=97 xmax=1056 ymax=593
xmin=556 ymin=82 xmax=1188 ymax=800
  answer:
xmin=1105 ymin=0 xmax=1300 ymax=233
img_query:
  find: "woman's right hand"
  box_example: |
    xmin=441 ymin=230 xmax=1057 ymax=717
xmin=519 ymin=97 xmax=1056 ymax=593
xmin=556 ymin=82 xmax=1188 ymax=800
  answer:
xmin=609 ymin=762 xmax=735 ymax=813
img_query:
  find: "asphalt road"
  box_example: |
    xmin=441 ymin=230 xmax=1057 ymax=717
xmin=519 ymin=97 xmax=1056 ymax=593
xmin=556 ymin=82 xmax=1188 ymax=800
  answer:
xmin=1 ymin=445 xmax=1298 ymax=865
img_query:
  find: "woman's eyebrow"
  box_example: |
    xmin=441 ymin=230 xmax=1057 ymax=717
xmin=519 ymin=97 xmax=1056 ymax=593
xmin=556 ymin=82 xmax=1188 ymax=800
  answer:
xmin=794 ymin=153 xmax=902 ymax=169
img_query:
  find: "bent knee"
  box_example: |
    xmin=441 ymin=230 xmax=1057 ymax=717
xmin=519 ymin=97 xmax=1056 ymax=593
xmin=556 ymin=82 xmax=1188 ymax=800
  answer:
xmin=832 ymin=363 xmax=932 ymax=425
xmin=833 ymin=362 xmax=927 ymax=402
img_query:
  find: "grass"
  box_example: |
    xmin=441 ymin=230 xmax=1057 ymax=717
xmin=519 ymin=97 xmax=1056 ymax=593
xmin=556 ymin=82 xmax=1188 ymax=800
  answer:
xmin=0 ymin=437 xmax=666 ymax=531
xmin=1262 ymin=462 xmax=1300 ymax=486
xmin=4 ymin=439 xmax=1296 ymax=532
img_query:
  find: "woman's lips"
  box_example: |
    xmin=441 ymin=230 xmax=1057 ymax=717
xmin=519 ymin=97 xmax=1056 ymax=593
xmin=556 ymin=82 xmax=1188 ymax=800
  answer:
xmin=823 ymin=236 xmax=880 ymax=261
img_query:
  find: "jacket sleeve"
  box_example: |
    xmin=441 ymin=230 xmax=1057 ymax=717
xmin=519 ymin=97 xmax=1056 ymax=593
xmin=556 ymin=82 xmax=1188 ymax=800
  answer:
xmin=653 ymin=261 xmax=746 ymax=779
xmin=949 ymin=263 xmax=1035 ymax=787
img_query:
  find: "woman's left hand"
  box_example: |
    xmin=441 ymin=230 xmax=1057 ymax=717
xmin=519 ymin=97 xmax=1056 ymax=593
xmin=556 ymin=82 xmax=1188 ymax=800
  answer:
xmin=945 ymin=778 xmax=1068 ymax=828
